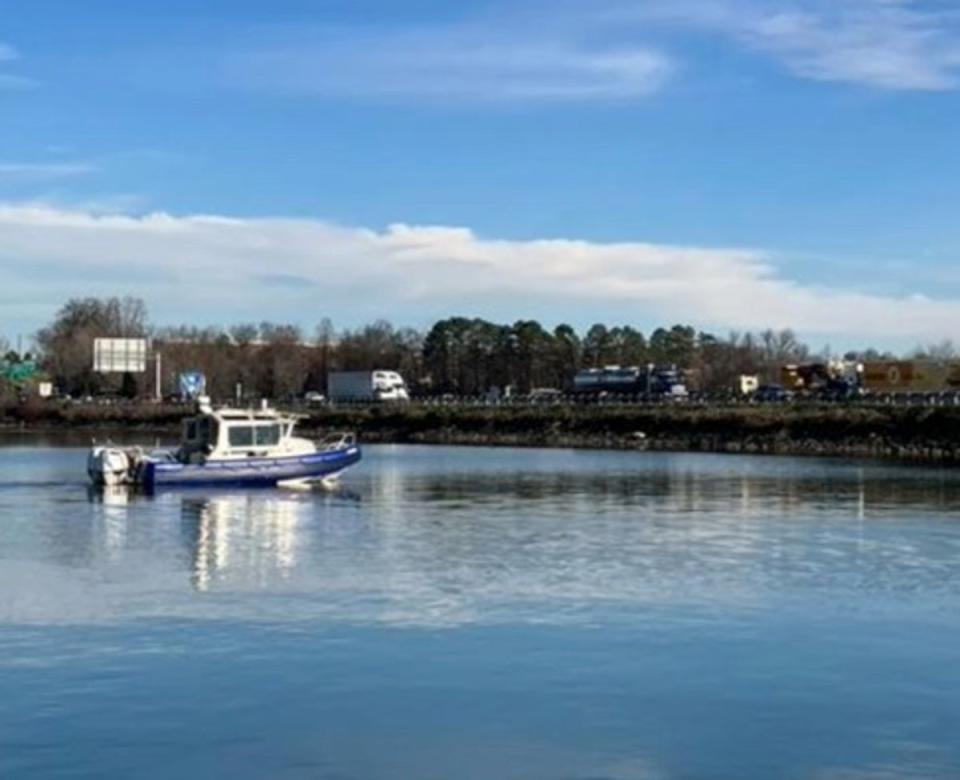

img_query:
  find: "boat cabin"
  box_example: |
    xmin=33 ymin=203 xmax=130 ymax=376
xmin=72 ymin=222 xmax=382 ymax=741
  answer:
xmin=179 ymin=406 xmax=306 ymax=462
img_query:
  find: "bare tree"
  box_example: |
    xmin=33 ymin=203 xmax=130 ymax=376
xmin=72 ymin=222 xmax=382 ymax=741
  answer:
xmin=914 ymin=340 xmax=956 ymax=361
xmin=35 ymin=296 xmax=150 ymax=395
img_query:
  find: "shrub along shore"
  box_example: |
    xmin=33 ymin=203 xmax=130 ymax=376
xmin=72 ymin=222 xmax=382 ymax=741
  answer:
xmin=4 ymin=400 xmax=960 ymax=463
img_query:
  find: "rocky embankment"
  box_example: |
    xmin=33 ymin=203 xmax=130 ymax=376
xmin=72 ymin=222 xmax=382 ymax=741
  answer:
xmin=4 ymin=400 xmax=960 ymax=462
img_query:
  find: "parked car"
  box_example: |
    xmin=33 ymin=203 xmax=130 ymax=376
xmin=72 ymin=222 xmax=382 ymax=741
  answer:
xmin=303 ymin=391 xmax=326 ymax=407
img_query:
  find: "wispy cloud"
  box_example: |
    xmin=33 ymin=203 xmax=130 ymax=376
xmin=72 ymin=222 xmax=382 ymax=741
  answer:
xmin=0 ymin=162 xmax=98 ymax=181
xmin=220 ymin=25 xmax=673 ymax=102
xmin=0 ymin=42 xmax=37 ymax=90
xmin=616 ymin=0 xmax=960 ymax=91
xmin=112 ymin=2 xmax=960 ymax=102
xmin=1 ymin=201 xmax=959 ymax=340
xmin=0 ymin=74 xmax=36 ymax=90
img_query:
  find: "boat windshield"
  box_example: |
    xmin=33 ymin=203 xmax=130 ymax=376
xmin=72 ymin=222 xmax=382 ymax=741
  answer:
xmin=226 ymin=423 xmax=283 ymax=449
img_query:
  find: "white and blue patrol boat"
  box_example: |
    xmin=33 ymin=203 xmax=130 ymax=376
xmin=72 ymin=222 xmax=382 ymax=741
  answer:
xmin=87 ymin=399 xmax=361 ymax=490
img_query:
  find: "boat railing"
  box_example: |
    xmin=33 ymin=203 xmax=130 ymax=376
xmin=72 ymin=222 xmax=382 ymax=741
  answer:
xmin=318 ymin=432 xmax=357 ymax=451
xmin=148 ymin=449 xmax=179 ymax=464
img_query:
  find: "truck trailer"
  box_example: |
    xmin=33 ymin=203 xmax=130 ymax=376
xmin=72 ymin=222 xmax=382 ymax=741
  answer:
xmin=860 ymin=361 xmax=960 ymax=394
xmin=327 ymin=371 xmax=410 ymax=402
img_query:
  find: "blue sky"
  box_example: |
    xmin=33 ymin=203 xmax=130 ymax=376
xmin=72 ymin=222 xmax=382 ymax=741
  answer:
xmin=2 ymin=0 xmax=960 ymax=349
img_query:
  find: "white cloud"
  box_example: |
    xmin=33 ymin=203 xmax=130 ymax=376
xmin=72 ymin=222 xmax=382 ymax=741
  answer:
xmin=220 ymin=25 xmax=673 ymax=102
xmin=618 ymin=0 xmax=960 ymax=90
xmin=0 ymin=162 xmax=97 ymax=181
xmin=1 ymin=202 xmax=959 ymax=340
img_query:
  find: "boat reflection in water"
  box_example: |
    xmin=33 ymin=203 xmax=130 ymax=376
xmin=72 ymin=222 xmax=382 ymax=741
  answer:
xmin=181 ymin=487 xmax=362 ymax=592
xmin=182 ymin=493 xmax=302 ymax=591
xmin=88 ymin=484 xmax=361 ymax=592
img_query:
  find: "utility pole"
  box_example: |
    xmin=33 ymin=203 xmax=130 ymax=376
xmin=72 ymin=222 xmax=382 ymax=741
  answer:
xmin=155 ymin=352 xmax=162 ymax=401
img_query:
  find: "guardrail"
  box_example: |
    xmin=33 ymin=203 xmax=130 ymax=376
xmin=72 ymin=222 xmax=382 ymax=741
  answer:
xmin=35 ymin=390 xmax=960 ymax=411
xmin=286 ymin=391 xmax=960 ymax=410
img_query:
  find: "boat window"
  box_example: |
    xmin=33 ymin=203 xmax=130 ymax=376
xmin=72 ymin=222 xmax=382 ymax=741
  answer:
xmin=228 ymin=425 xmax=255 ymax=448
xmin=255 ymin=424 xmax=281 ymax=446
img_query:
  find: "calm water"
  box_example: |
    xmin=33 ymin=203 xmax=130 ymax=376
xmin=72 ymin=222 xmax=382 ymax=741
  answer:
xmin=1 ymin=439 xmax=960 ymax=779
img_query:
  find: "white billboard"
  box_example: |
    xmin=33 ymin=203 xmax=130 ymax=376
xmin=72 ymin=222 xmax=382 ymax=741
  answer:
xmin=93 ymin=338 xmax=148 ymax=373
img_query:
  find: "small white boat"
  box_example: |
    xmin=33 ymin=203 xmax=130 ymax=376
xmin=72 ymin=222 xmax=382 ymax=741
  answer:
xmin=87 ymin=399 xmax=361 ymax=489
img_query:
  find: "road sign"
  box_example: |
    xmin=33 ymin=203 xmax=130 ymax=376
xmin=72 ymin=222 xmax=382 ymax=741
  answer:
xmin=179 ymin=371 xmax=206 ymax=400
xmin=0 ymin=359 xmax=38 ymax=383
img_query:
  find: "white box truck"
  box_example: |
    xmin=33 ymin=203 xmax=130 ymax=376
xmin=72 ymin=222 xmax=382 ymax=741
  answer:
xmin=328 ymin=370 xmax=410 ymax=402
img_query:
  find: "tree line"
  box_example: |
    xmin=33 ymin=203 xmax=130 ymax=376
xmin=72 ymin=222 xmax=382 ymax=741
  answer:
xmin=23 ymin=296 xmax=948 ymax=400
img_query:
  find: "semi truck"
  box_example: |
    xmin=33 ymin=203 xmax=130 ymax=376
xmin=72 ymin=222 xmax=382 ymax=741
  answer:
xmin=780 ymin=362 xmax=861 ymax=399
xmin=327 ymin=370 xmax=410 ymax=402
xmin=573 ymin=365 xmax=688 ymax=399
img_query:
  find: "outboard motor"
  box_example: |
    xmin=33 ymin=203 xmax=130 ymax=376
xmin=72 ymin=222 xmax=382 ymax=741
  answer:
xmin=87 ymin=446 xmax=132 ymax=486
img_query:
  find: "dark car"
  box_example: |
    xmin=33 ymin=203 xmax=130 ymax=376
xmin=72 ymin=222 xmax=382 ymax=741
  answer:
xmin=753 ymin=384 xmax=793 ymax=403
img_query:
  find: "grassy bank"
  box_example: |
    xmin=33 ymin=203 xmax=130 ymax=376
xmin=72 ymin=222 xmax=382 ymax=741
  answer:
xmin=4 ymin=400 xmax=960 ymax=462
xmin=297 ymin=404 xmax=960 ymax=461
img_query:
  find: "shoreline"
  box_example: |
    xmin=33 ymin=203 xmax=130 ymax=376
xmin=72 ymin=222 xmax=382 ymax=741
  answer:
xmin=3 ymin=401 xmax=960 ymax=463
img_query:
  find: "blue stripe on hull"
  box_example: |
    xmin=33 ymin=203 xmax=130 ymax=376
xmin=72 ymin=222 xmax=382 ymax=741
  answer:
xmin=142 ymin=447 xmax=361 ymax=488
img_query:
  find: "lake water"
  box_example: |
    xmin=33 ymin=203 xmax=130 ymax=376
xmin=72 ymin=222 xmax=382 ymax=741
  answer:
xmin=1 ymin=439 xmax=959 ymax=779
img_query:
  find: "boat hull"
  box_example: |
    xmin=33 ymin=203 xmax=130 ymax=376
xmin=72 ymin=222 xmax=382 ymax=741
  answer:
xmin=141 ymin=446 xmax=361 ymax=489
